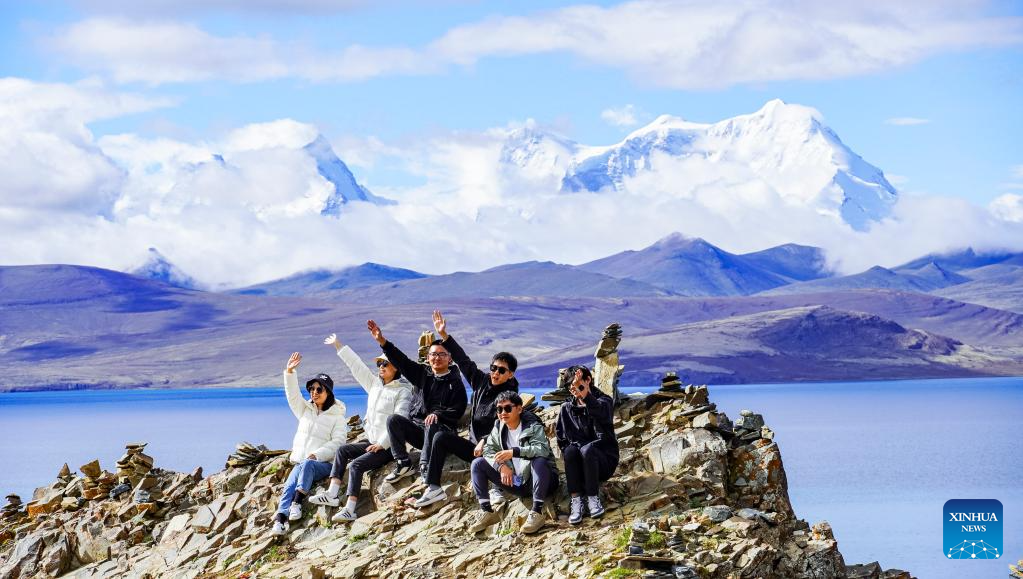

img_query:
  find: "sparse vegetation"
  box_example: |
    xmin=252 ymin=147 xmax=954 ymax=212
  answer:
xmin=348 ymin=531 xmax=369 ymax=544
xmin=613 ymin=527 xmax=632 ymax=552
xmin=603 ymin=568 xmax=641 ymax=579
xmin=645 ymin=530 xmax=666 ymax=550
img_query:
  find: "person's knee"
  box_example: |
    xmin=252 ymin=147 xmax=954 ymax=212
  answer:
xmin=562 ymin=444 xmax=581 ymax=462
xmin=386 ymin=414 xmax=403 ymax=428
xmin=470 ymin=456 xmax=487 ymax=474
xmin=580 ymin=443 xmax=598 ymax=460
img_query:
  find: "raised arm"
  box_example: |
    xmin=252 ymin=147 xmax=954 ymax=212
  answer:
xmin=283 ymin=352 xmax=305 ymax=419
xmin=369 ymin=319 xmax=426 ymax=386
xmin=434 ymin=310 xmax=487 ymax=388
xmin=326 ymin=333 xmax=377 ymax=394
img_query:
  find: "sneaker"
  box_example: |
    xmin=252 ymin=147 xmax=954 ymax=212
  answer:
xmin=569 ymin=496 xmax=585 ymax=525
xmin=413 ymin=486 xmax=447 ymax=508
xmin=587 ymin=495 xmax=605 ymax=519
xmin=520 ymin=510 xmax=547 ymax=534
xmin=384 ymin=461 xmax=416 ymax=483
xmin=271 ymin=520 xmax=289 ymax=536
xmin=331 ymin=508 xmax=358 ymax=523
xmin=308 ymin=492 xmax=340 ymax=507
xmin=468 ymin=509 xmax=502 ymax=534
xmin=488 ymin=488 xmax=507 ymax=507
xmin=288 ymin=502 xmax=303 ymax=521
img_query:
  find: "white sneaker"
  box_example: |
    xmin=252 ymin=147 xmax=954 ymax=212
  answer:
xmin=384 ymin=461 xmax=416 ymax=483
xmin=288 ymin=502 xmax=303 ymax=521
xmin=271 ymin=520 xmax=289 ymax=536
xmin=587 ymin=495 xmax=605 ymax=519
xmin=520 ymin=510 xmax=548 ymax=535
xmin=331 ymin=508 xmax=358 ymax=523
xmin=488 ymin=488 xmax=507 ymax=507
xmin=468 ymin=509 xmax=502 ymax=534
xmin=569 ymin=496 xmax=585 ymax=525
xmin=308 ymin=492 xmax=340 ymax=507
xmin=413 ymin=486 xmax=448 ymax=508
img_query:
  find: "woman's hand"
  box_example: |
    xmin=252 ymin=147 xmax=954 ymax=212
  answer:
xmin=569 ymin=368 xmax=589 ymax=399
xmin=499 ymin=464 xmax=514 ymax=486
xmin=323 ymin=333 xmax=342 ymax=351
xmin=307 ymin=453 xmax=316 ymax=460
xmin=286 ymin=352 xmax=302 ymax=373
xmin=495 ymin=449 xmax=513 ymax=463
xmin=473 ymin=439 xmax=485 ymax=457
xmin=424 ymin=413 xmax=438 ymax=426
xmin=366 ymin=444 xmax=383 ymax=453
xmin=432 ymin=310 xmax=448 ymax=340
xmin=367 ymin=320 xmax=386 ymax=346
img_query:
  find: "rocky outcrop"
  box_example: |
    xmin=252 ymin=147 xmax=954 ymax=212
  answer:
xmin=0 ymin=387 xmax=913 ymax=578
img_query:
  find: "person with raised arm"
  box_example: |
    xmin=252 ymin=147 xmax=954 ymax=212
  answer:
xmin=271 ymin=352 xmax=347 ymax=536
xmin=308 ymin=333 xmax=414 ymax=522
xmin=556 ymin=366 xmax=619 ymax=525
xmin=366 ymin=319 xmax=468 ymax=485
xmin=411 ymin=310 xmax=520 ymax=508
xmin=467 ymin=391 xmax=557 ymax=535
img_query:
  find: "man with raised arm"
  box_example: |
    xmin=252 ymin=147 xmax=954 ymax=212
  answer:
xmin=367 ymin=319 xmax=468 ymax=484
xmin=411 ymin=310 xmax=520 ymax=507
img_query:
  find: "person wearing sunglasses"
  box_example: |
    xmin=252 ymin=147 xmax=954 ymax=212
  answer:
xmin=556 ymin=365 xmax=619 ymax=525
xmin=409 ymin=310 xmax=520 ymax=508
xmin=308 ymin=333 xmax=414 ymax=523
xmin=271 ymin=352 xmax=348 ymax=536
xmin=468 ymin=391 xmax=556 ymax=535
xmin=366 ymin=319 xmax=468 ymax=487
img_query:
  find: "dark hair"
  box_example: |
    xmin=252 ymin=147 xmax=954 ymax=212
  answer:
xmin=496 ymin=390 xmax=523 ymax=406
xmin=568 ymin=365 xmax=593 ymax=383
xmin=321 ymin=391 xmax=336 ymax=412
xmin=491 ymin=351 xmax=518 ymax=372
xmin=429 ymin=339 xmax=446 ymax=349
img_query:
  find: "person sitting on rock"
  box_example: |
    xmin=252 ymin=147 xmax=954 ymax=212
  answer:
xmin=410 ymin=310 xmax=520 ymax=508
xmin=308 ymin=333 xmax=414 ymax=523
xmin=556 ymin=366 xmax=619 ymax=525
xmin=366 ymin=319 xmax=468 ymax=484
xmin=272 ymin=352 xmax=347 ymax=536
xmin=468 ymin=391 xmax=557 ymax=535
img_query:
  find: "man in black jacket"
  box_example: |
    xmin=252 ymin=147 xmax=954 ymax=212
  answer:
xmin=412 ymin=310 xmax=520 ymax=507
xmin=367 ymin=320 xmax=468 ymax=484
xmin=556 ymin=366 xmax=619 ymax=525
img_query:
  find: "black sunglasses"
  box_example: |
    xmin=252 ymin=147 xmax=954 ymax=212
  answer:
xmin=307 ymin=385 xmax=326 ymax=394
xmin=496 ymin=404 xmax=517 ymax=414
xmin=376 ymin=360 xmax=390 ymax=368
xmin=489 ymin=365 xmax=510 ymax=375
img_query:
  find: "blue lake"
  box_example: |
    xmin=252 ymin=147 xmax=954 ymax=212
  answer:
xmin=0 ymin=376 xmax=1020 ymax=579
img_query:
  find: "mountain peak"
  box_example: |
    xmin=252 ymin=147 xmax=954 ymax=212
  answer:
xmin=129 ymin=248 xmax=200 ymax=290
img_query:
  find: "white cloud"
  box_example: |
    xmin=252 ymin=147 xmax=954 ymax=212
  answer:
xmin=74 ymin=0 xmax=370 ymax=15
xmin=48 ymin=1 xmax=1023 ymax=87
xmin=884 ymin=117 xmax=932 ymax=126
xmin=990 ymin=194 xmax=1023 ymax=222
xmin=600 ymin=105 xmax=641 ymax=128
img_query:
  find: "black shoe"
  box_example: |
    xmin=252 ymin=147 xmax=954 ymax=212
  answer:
xmin=385 ymin=461 xmax=415 ymax=483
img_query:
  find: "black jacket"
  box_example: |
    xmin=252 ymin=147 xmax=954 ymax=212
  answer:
xmin=442 ymin=335 xmax=519 ymax=443
xmin=555 ymin=389 xmax=619 ymax=461
xmin=381 ymin=340 xmax=468 ymax=430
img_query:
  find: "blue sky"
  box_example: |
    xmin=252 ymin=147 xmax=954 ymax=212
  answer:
xmin=1 ymin=1 xmax=1022 ymax=285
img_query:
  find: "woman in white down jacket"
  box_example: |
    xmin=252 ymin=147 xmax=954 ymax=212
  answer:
xmin=272 ymin=352 xmax=348 ymax=536
xmin=309 ymin=333 xmax=413 ymax=522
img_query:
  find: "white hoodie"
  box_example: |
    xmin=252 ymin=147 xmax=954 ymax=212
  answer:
xmin=284 ymin=371 xmax=347 ymax=464
xmin=337 ymin=345 xmax=413 ymax=450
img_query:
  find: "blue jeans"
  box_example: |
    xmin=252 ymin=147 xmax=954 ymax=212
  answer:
xmin=277 ymin=459 xmax=332 ymax=514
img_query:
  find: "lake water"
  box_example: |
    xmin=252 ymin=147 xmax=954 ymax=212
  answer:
xmin=1 ymin=377 xmax=1020 ymax=579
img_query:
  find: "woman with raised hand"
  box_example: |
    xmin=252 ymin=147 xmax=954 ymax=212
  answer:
xmin=308 ymin=333 xmax=414 ymax=523
xmin=556 ymin=366 xmax=619 ymax=525
xmin=468 ymin=391 xmax=557 ymax=535
xmin=271 ymin=352 xmax=347 ymax=536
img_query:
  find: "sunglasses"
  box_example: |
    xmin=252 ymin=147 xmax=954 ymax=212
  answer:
xmin=496 ymin=404 xmax=517 ymax=414
xmin=427 ymin=352 xmax=450 ymax=358
xmin=307 ymin=386 xmax=326 ymax=395
xmin=376 ymin=360 xmax=390 ymax=368
xmin=489 ymin=364 xmax=510 ymax=375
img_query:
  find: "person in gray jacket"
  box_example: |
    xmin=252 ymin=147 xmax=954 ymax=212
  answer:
xmin=468 ymin=391 xmax=557 ymax=535
xmin=308 ymin=333 xmax=413 ymax=523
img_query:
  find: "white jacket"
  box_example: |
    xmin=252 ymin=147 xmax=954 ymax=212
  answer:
xmin=284 ymin=371 xmax=347 ymax=464
xmin=337 ymin=345 xmax=413 ymax=450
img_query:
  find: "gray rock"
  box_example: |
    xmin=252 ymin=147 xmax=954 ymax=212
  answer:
xmin=702 ymin=505 xmax=733 ymax=522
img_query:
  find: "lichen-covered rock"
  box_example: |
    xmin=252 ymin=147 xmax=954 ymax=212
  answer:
xmin=729 ymin=438 xmax=794 ymax=519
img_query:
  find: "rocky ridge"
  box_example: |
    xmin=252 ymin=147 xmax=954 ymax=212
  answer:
xmin=1 ymin=386 xmax=914 ymax=579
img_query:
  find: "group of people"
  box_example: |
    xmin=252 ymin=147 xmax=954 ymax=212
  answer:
xmin=272 ymin=311 xmax=620 ymax=537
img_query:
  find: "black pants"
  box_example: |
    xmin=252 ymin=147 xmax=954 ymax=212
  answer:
xmin=386 ymin=414 xmax=446 ymax=470
xmin=425 ymin=430 xmax=477 ymax=486
xmin=562 ymin=442 xmax=617 ymax=496
xmin=330 ymin=441 xmax=395 ymax=497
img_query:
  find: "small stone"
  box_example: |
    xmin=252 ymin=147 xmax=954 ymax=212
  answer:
xmin=702 ymin=506 xmax=733 ymax=523
xmin=57 ymin=463 xmax=71 ymax=479
xmin=79 ymin=460 xmax=102 ymax=479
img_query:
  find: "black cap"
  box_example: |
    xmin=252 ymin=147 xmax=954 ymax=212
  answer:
xmin=305 ymin=373 xmax=334 ymax=392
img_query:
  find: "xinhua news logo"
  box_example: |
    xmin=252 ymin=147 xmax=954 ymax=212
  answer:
xmin=943 ymin=499 xmax=1003 ymax=560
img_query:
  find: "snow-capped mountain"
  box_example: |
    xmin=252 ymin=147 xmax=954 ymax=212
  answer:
xmin=499 ymin=100 xmax=898 ymax=230
xmin=303 ymin=135 xmax=394 ymax=215
xmin=129 ymin=248 xmax=200 ymax=290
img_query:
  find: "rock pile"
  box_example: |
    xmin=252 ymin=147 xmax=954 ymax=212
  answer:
xmin=115 ymin=442 xmax=153 ymax=486
xmin=595 ymin=322 xmax=623 ymax=358
xmin=346 ymin=415 xmax=365 ymax=442
xmin=0 ymin=386 xmax=916 ymax=579
xmin=417 ymin=330 xmax=436 ymax=364
xmin=659 ymin=371 xmax=682 ymax=394
xmin=78 ymin=460 xmax=116 ymax=501
xmin=226 ymin=442 xmax=288 ymax=468
xmin=2 ymin=495 xmax=23 ymax=522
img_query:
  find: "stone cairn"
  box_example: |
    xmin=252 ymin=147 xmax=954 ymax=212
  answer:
xmin=226 ymin=442 xmax=287 ymax=468
xmin=2 ymin=494 xmax=23 ymax=522
xmin=658 ymin=372 xmax=683 ymax=395
xmin=79 ymin=460 xmax=116 ymax=501
xmin=346 ymin=415 xmax=365 ymax=442
xmin=734 ymin=409 xmax=774 ymax=443
xmin=416 ymin=330 xmax=436 ymax=364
